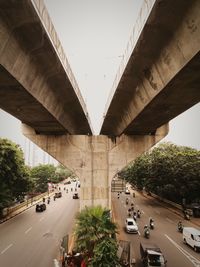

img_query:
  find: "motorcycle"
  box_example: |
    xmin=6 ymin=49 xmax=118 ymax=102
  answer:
xmin=150 ymin=221 xmax=154 ymax=229
xmin=144 ymin=227 xmax=150 ymax=239
xmin=126 ymin=199 xmax=129 ymax=205
xmin=185 ymin=213 xmax=190 ymax=220
xmin=178 ymin=222 xmax=183 ymax=233
xmin=137 ymin=210 xmax=141 ymax=218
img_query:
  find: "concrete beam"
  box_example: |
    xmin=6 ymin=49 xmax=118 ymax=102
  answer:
xmin=101 ymin=0 xmax=200 ymax=136
xmin=0 ymin=0 xmax=92 ymax=135
xmin=22 ymin=123 xmax=168 ymax=209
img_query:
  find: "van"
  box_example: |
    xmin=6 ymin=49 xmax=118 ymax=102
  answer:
xmin=140 ymin=242 xmax=167 ymax=267
xmin=183 ymin=227 xmax=200 ymax=252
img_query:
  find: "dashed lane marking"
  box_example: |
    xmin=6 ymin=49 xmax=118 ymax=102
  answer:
xmin=25 ymin=227 xmax=32 ymax=234
xmin=1 ymin=244 xmax=13 ymax=254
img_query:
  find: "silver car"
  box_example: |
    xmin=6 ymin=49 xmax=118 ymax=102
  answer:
xmin=125 ymin=218 xmax=138 ymax=233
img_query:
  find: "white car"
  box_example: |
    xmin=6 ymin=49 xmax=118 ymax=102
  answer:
xmin=125 ymin=218 xmax=138 ymax=233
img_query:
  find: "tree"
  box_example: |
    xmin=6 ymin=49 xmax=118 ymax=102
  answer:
xmin=30 ymin=164 xmax=56 ymax=193
xmin=0 ymin=138 xmax=31 ymax=212
xmin=53 ymin=164 xmax=72 ymax=183
xmin=74 ymin=206 xmax=120 ymax=266
xmin=121 ymin=142 xmax=200 ymax=204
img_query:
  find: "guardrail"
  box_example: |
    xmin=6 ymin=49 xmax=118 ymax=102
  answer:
xmin=1 ymin=192 xmax=50 ymax=218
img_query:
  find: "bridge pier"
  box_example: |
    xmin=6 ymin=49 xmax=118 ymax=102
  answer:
xmin=22 ymin=123 xmax=168 ymax=210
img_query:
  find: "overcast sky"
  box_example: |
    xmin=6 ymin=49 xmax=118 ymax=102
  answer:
xmin=0 ymin=0 xmax=199 ymax=165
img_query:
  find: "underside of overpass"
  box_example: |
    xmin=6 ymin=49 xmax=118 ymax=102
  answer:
xmin=0 ymin=0 xmax=199 ymax=208
xmin=100 ymin=0 xmax=200 ymax=136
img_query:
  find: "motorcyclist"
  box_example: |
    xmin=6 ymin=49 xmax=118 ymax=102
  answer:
xmin=178 ymin=221 xmax=183 ymax=232
xmin=131 ymin=202 xmax=134 ymax=211
xmin=149 ymin=217 xmax=154 ymax=229
xmin=126 ymin=198 xmax=129 ymax=205
xmin=127 ymin=208 xmax=132 ymax=217
xmin=144 ymin=225 xmax=150 ymax=238
xmin=47 ymin=197 xmax=50 ymax=204
xmin=184 ymin=210 xmax=190 ymax=220
xmin=137 ymin=209 xmax=141 ymax=218
xmin=133 ymin=211 xmax=137 ymax=221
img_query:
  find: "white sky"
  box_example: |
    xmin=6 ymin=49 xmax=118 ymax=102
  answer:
xmin=0 ymin=0 xmax=199 ymax=166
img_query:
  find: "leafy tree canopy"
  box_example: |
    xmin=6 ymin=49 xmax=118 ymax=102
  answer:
xmin=0 ymin=138 xmax=31 ymax=210
xmin=120 ymin=142 xmax=200 ymax=204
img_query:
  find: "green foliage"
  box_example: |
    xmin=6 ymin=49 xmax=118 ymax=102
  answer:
xmin=89 ymin=237 xmax=120 ymax=267
xmin=30 ymin=164 xmax=56 ymax=192
xmin=0 ymin=138 xmax=31 ymax=210
xmin=121 ymin=142 xmax=200 ymax=204
xmin=74 ymin=206 xmax=119 ymax=265
xmin=53 ymin=164 xmax=72 ymax=183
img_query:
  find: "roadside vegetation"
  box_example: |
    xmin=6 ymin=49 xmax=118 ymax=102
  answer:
xmin=0 ymin=138 xmax=72 ymax=215
xmin=73 ymin=205 xmax=121 ymax=267
xmin=119 ymin=142 xmax=200 ymax=205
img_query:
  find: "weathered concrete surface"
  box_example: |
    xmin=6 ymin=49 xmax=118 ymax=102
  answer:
xmin=0 ymin=0 xmax=92 ymax=135
xmin=22 ymin=123 xmax=168 ymax=209
xmin=101 ymin=0 xmax=200 ymax=136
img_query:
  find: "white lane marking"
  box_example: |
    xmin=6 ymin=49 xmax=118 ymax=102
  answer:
xmin=39 ymin=217 xmax=44 ymax=222
xmin=138 ymin=231 xmax=141 ymax=236
xmin=141 ymin=210 xmax=145 ymax=214
xmin=155 ymin=210 xmax=160 ymax=215
xmin=165 ymin=234 xmax=200 ymax=267
xmin=25 ymin=227 xmax=32 ymax=234
xmin=1 ymin=244 xmax=13 ymax=254
xmin=166 ymin=217 xmax=174 ymax=223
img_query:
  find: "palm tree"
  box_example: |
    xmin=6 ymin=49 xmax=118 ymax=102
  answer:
xmin=74 ymin=205 xmax=120 ymax=266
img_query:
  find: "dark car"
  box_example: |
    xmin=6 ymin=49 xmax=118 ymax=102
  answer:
xmin=55 ymin=192 xmax=62 ymax=198
xmin=36 ymin=203 xmax=46 ymax=212
xmin=73 ymin=193 xmax=79 ymax=199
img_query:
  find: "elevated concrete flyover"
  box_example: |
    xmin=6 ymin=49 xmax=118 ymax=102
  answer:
xmin=2 ymin=0 xmax=197 ymax=209
xmin=0 ymin=0 xmax=92 ymax=135
xmin=100 ymin=0 xmax=200 ymax=136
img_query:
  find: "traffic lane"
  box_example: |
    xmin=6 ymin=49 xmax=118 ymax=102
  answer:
xmin=0 ymin=205 xmax=45 ymax=251
xmin=131 ymin=192 xmax=200 ymax=266
xmin=0 ymin=189 xmax=80 ymax=267
xmin=134 ymin=193 xmax=200 ymax=263
xmin=112 ymin=191 xmax=200 ymax=267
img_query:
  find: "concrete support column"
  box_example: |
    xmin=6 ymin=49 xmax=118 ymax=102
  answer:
xmin=22 ymin=123 xmax=168 ymax=209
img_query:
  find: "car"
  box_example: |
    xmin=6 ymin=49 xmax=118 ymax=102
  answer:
xmin=36 ymin=203 xmax=46 ymax=212
xmin=125 ymin=218 xmax=138 ymax=233
xmin=55 ymin=192 xmax=62 ymax=198
xmin=73 ymin=193 xmax=79 ymax=199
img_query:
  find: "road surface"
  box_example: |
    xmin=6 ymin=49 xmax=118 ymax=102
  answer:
xmin=112 ymin=190 xmax=200 ymax=267
xmin=0 ymin=182 xmax=79 ymax=267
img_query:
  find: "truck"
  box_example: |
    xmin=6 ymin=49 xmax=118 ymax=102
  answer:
xmin=140 ymin=242 xmax=167 ymax=267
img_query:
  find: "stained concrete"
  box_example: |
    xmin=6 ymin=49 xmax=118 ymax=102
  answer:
xmin=22 ymin=123 xmax=168 ymax=209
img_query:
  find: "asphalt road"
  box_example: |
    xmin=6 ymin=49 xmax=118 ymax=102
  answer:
xmin=112 ymin=190 xmax=200 ymax=267
xmin=0 ymin=182 xmax=79 ymax=267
